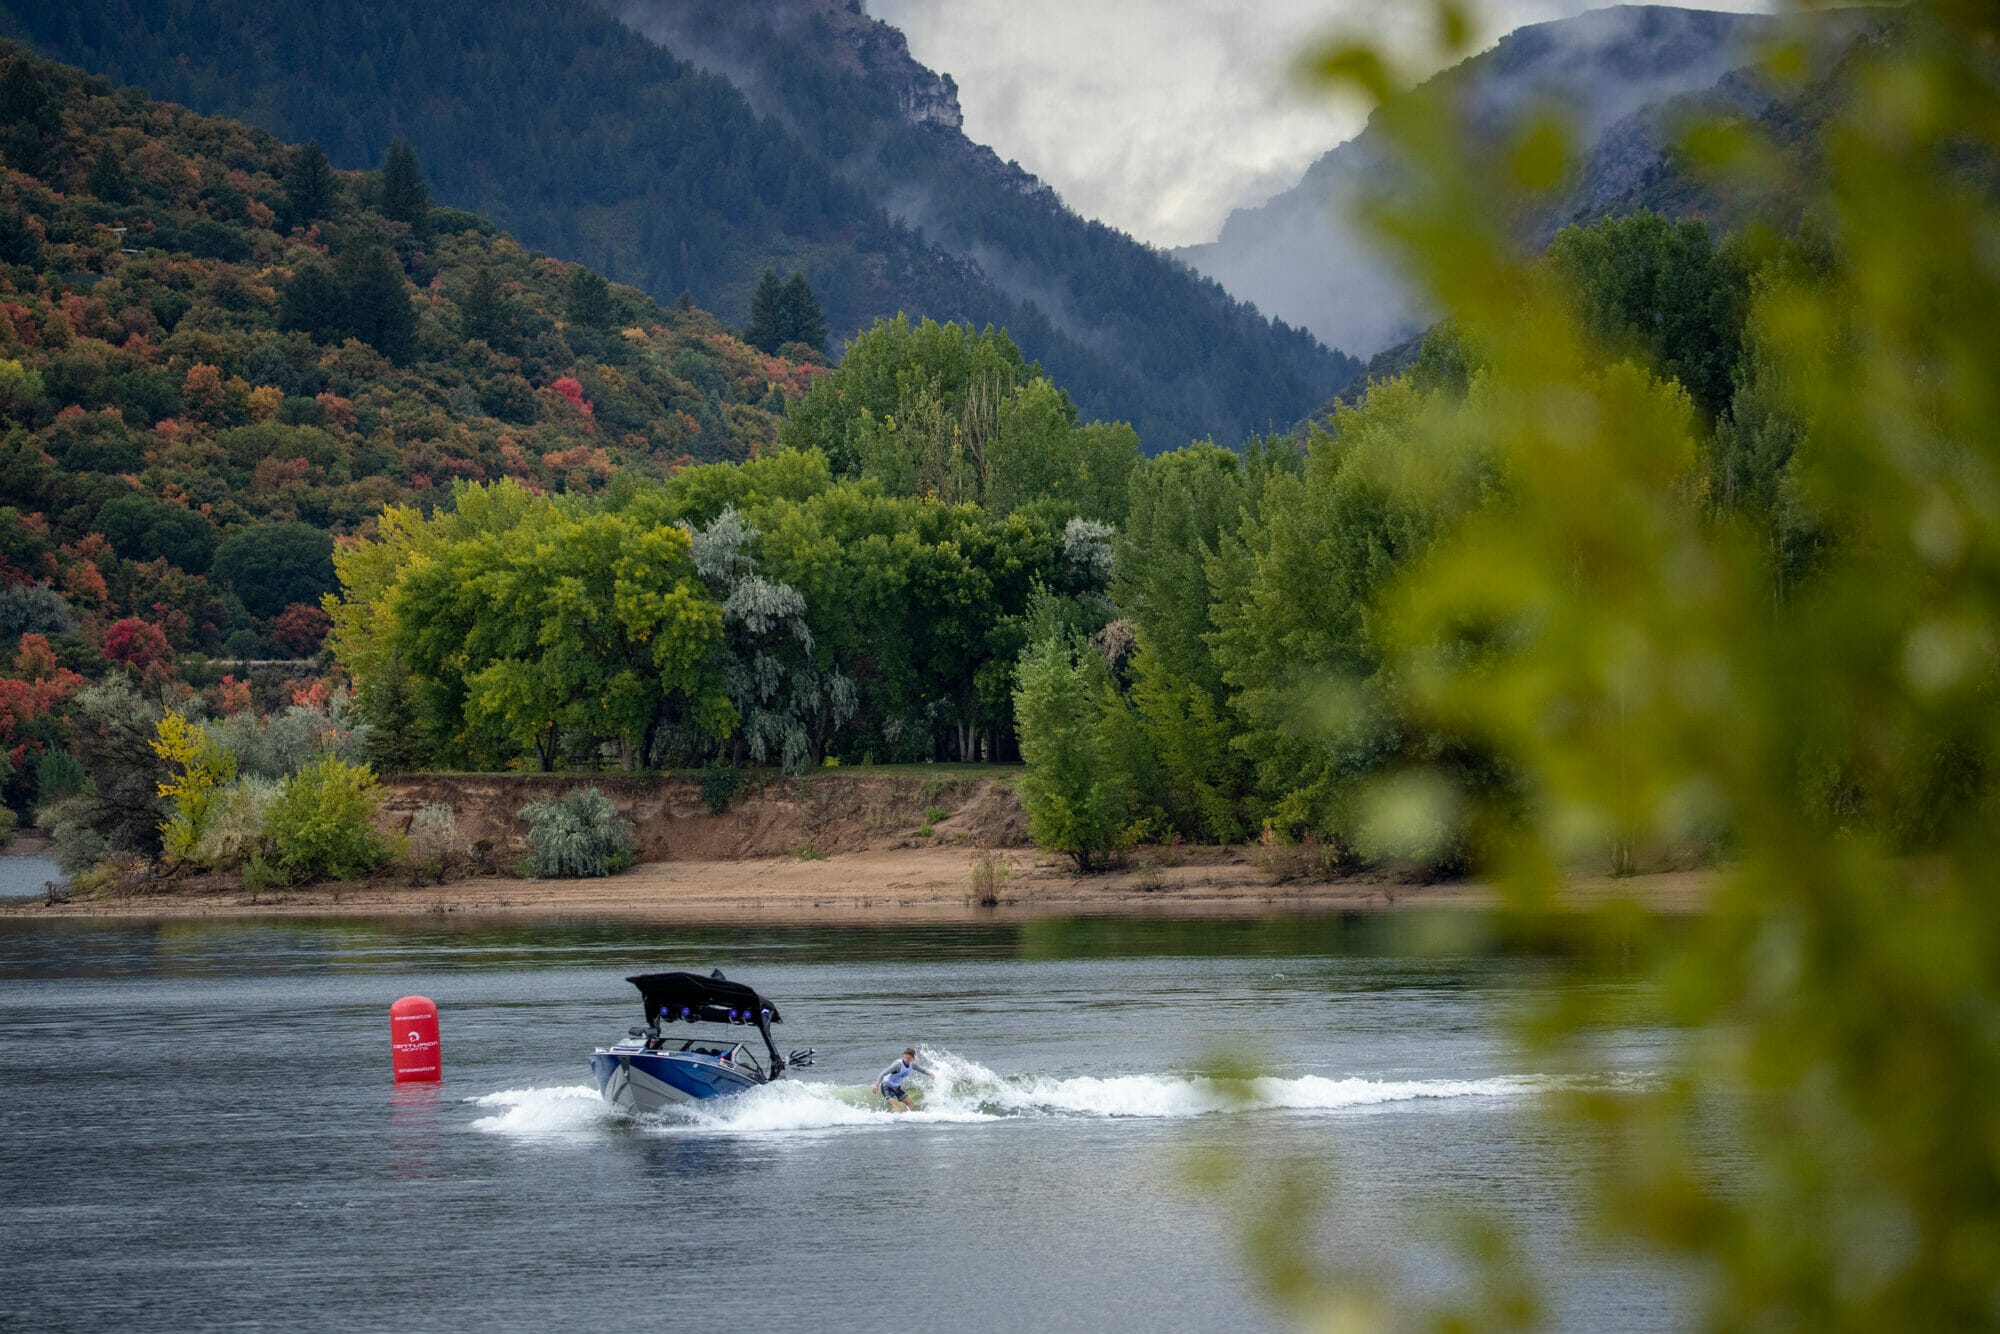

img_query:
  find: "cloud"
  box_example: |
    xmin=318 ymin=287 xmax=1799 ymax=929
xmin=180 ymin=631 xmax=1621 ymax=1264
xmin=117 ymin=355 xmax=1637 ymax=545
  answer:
xmin=866 ymin=0 xmax=1771 ymax=248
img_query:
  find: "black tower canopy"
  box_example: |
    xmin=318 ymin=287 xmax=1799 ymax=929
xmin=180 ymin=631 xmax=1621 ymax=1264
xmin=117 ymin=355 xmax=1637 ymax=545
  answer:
xmin=627 ymin=971 xmax=783 ymax=1027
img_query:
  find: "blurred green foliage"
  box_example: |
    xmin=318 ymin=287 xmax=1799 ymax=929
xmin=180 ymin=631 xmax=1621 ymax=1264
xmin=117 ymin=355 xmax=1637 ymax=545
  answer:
xmin=1212 ymin=1 xmax=2000 ymax=1328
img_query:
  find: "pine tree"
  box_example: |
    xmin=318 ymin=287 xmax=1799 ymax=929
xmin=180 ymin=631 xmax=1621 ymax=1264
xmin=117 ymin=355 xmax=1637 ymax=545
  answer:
xmin=360 ymin=654 xmax=431 ymax=773
xmin=460 ymin=265 xmax=511 ymax=347
xmin=0 ymin=196 xmax=43 ymax=267
xmin=0 ymin=57 xmax=62 ymax=181
xmin=282 ymin=141 xmax=337 ymax=231
xmin=777 ymin=273 xmax=829 ymax=354
xmin=377 ymin=141 xmax=432 ymax=240
xmin=276 ymin=260 xmax=349 ymax=343
xmin=335 ymin=243 xmax=416 ymax=364
xmin=565 ymin=267 xmax=613 ymax=328
xmin=741 ymin=267 xmax=786 ymax=352
xmin=86 ymin=148 xmax=133 ymax=204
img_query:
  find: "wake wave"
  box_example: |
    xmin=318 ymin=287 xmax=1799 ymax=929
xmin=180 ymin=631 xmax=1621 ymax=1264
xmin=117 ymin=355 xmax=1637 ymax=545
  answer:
xmin=470 ymin=1048 xmax=1543 ymax=1140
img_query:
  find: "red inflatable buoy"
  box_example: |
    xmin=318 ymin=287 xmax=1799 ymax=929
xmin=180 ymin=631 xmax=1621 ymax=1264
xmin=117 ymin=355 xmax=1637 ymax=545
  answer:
xmin=390 ymin=995 xmax=441 ymax=1082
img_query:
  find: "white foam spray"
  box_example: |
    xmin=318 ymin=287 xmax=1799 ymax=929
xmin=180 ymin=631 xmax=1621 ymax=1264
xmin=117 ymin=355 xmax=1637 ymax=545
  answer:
xmin=470 ymin=1047 xmax=1544 ymax=1142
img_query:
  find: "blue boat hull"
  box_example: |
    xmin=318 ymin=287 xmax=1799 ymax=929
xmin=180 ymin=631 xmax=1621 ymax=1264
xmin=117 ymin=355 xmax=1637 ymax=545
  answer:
xmin=590 ymin=1048 xmax=763 ymax=1113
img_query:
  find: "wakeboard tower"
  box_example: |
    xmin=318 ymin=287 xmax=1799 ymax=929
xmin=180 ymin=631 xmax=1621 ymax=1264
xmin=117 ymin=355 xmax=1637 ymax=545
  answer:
xmin=589 ymin=970 xmax=814 ymax=1113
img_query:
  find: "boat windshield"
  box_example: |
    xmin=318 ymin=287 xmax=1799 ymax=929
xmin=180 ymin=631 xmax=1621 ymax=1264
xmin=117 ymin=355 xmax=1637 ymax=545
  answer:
xmin=647 ymin=1037 xmax=764 ymax=1079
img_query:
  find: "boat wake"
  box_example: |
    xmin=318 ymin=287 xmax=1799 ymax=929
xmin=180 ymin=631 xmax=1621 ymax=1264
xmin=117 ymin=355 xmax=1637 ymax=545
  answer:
xmin=470 ymin=1048 xmax=1544 ymax=1140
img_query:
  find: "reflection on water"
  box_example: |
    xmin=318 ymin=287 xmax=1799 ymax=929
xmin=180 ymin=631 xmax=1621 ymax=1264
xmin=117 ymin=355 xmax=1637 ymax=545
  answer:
xmin=0 ymin=913 xmax=1683 ymax=1332
xmin=0 ymin=909 xmax=1513 ymax=974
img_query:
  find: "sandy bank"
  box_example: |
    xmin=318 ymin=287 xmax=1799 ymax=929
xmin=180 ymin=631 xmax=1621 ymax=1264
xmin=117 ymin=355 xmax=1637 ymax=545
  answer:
xmin=3 ymin=845 xmax=1712 ymax=923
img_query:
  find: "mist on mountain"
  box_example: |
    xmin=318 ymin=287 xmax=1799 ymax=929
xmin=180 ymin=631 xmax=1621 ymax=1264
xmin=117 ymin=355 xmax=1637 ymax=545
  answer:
xmin=1176 ymin=4 xmax=1777 ymax=356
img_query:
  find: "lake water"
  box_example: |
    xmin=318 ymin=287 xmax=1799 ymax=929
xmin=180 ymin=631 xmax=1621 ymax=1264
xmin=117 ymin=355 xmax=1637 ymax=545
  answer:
xmin=0 ymin=915 xmax=1687 ymax=1331
xmin=0 ymin=852 xmax=63 ymax=901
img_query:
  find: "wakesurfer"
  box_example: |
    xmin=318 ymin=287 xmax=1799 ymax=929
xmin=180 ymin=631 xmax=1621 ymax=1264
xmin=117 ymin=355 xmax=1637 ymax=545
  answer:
xmin=874 ymin=1047 xmax=930 ymax=1112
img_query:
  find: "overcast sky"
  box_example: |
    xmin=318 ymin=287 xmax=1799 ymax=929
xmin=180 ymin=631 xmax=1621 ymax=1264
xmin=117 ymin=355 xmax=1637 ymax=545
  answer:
xmin=867 ymin=1 xmax=1771 ymax=249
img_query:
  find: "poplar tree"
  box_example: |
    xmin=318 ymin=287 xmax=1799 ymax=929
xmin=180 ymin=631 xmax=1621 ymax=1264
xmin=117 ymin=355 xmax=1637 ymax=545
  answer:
xmin=1013 ymin=636 xmax=1134 ymax=872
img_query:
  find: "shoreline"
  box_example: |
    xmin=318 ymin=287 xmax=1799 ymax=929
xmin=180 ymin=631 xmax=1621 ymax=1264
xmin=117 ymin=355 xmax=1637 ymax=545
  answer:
xmin=0 ymin=846 xmax=1713 ymax=924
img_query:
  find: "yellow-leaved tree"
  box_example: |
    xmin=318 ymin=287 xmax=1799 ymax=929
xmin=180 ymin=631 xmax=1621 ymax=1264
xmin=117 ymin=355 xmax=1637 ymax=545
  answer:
xmin=150 ymin=710 xmax=237 ymax=865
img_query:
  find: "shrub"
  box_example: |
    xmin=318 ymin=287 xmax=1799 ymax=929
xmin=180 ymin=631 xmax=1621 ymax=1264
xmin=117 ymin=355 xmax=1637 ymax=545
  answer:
xmin=208 ymin=688 xmax=369 ymax=780
xmin=267 ymin=754 xmax=386 ymax=882
xmin=969 ymin=846 xmax=1010 ymax=906
xmin=518 ymin=787 xmax=634 ymax=878
xmin=41 ymin=796 xmax=107 ymax=874
xmin=405 ymin=802 xmax=465 ymax=882
xmin=190 ymin=777 xmax=278 ymax=871
xmin=700 ymin=763 xmax=748 ymax=815
xmin=242 ymin=854 xmax=280 ymax=899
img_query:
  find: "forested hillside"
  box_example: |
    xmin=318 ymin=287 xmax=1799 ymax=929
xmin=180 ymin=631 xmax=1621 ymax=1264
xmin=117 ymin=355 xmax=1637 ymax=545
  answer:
xmin=0 ymin=42 xmax=812 ymax=674
xmin=0 ymin=0 xmax=1359 ymax=449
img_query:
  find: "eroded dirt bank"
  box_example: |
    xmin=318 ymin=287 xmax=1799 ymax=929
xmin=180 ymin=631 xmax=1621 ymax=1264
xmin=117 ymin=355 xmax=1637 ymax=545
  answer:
xmin=376 ymin=769 xmax=1029 ymax=867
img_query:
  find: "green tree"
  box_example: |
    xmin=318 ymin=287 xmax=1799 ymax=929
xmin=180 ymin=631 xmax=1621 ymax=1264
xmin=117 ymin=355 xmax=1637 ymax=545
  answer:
xmin=741 ymin=268 xmax=787 ymax=353
xmin=1115 ymin=442 xmax=1253 ymax=840
xmin=458 ymin=264 xmax=512 ymax=348
xmin=281 ymin=141 xmax=337 ymax=230
xmin=1544 ymin=211 xmax=1751 ymax=420
xmin=985 ymin=376 xmax=1140 ymax=524
xmin=1207 ymin=377 xmax=1487 ymax=847
xmin=784 ymin=315 xmax=1033 ymax=484
xmin=377 ymin=140 xmax=432 ymax=240
xmin=86 ymin=147 xmax=133 ymax=204
xmin=94 ymin=493 xmax=220 ymax=574
xmin=213 ymin=522 xmax=337 ymax=619
xmin=776 ymin=271 xmax=828 ymax=354
xmin=0 ymin=195 xmax=41 ymax=267
xmin=1014 ymin=635 xmax=1134 ymax=871
xmin=357 ymin=651 xmax=431 ymax=774
xmin=565 ymin=266 xmax=613 ymax=328
xmin=346 ymin=482 xmax=730 ymax=771
xmin=0 ymin=55 xmax=62 ymax=180
xmin=334 ymin=241 xmax=416 ymax=364
xmin=276 ymin=259 xmax=348 ymax=343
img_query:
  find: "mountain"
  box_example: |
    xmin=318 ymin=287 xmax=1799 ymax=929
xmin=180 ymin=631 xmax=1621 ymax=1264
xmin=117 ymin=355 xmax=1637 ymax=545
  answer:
xmin=0 ymin=41 xmax=811 ymax=660
xmin=1555 ymin=11 xmax=1896 ymax=236
xmin=1175 ymin=5 xmax=1777 ymax=358
xmin=0 ymin=0 xmax=1359 ymax=449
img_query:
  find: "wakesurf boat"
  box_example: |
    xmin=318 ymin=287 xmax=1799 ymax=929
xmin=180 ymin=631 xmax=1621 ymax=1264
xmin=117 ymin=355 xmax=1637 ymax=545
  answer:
xmin=589 ymin=970 xmax=813 ymax=1113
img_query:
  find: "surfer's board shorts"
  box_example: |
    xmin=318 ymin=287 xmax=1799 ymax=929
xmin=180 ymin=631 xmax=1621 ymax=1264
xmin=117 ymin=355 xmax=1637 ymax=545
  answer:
xmin=882 ymin=1085 xmax=911 ymax=1103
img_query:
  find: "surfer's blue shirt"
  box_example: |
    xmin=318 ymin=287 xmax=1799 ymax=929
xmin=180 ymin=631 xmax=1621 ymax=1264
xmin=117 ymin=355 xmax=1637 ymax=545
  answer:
xmin=880 ymin=1058 xmax=915 ymax=1090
